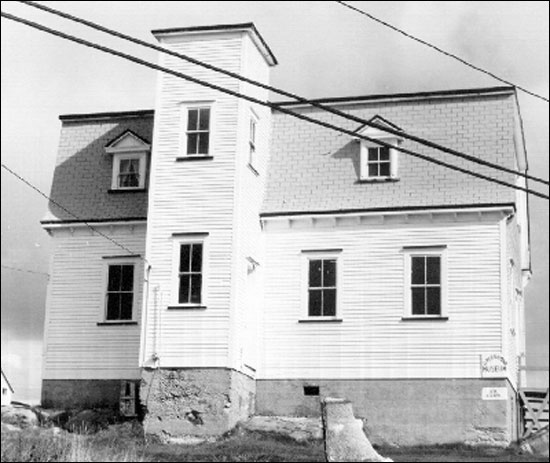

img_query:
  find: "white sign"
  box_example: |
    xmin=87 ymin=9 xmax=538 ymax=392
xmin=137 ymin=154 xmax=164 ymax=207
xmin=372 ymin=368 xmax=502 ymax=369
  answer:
xmin=482 ymin=387 xmax=508 ymax=401
xmin=480 ymin=353 xmax=508 ymax=378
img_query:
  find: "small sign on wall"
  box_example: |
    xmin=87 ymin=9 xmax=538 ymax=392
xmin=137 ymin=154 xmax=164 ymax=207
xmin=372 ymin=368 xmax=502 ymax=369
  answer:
xmin=480 ymin=353 xmax=508 ymax=378
xmin=482 ymin=387 xmax=508 ymax=401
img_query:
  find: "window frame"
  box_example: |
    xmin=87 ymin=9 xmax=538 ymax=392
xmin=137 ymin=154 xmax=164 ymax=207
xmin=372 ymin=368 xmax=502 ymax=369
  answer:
xmin=101 ymin=257 xmax=139 ymax=324
xmin=248 ymin=110 xmax=259 ymax=172
xmin=111 ymin=151 xmax=147 ymax=190
xmin=403 ymin=246 xmax=448 ymax=319
xmin=301 ymin=249 xmax=343 ymax=321
xmin=171 ymin=234 xmax=208 ymax=308
xmin=179 ymin=101 xmax=215 ymax=159
xmin=359 ymin=139 xmax=399 ymax=181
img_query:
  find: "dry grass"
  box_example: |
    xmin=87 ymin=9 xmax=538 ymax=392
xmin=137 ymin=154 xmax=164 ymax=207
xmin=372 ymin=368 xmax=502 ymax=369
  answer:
xmin=2 ymin=424 xmax=547 ymax=462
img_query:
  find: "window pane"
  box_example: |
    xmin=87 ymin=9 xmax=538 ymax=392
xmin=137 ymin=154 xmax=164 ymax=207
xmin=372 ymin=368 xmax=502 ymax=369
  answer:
xmin=426 ymin=256 xmax=441 ymax=284
xmin=119 ymin=173 xmax=140 ymax=188
xmin=379 ymin=162 xmax=391 ymax=177
xmin=368 ymin=147 xmax=378 ymax=161
xmin=323 ymin=289 xmax=336 ymax=316
xmin=187 ymin=109 xmax=198 ymax=130
xmin=106 ymin=293 xmax=120 ymax=320
xmin=411 ymin=287 xmax=426 ymax=315
xmin=191 ymin=243 xmax=203 ymax=272
xmin=120 ymin=265 xmax=134 ymax=292
xmin=199 ymin=108 xmax=210 ymax=130
xmin=308 ymin=289 xmax=322 ymax=316
xmin=379 ymin=146 xmax=390 ymax=161
xmin=190 ymin=274 xmax=202 ymax=304
xmin=119 ymin=159 xmax=130 ymax=173
xmin=427 ymin=287 xmax=441 ymax=315
xmin=323 ymin=259 xmax=336 ymax=287
xmin=250 ymin=119 xmax=256 ymax=143
xmin=108 ymin=265 xmax=121 ymax=291
xmin=180 ymin=245 xmax=191 ymax=272
xmin=368 ymin=163 xmax=379 ymax=177
xmin=309 ymin=260 xmax=322 ymax=288
xmin=120 ymin=293 xmax=133 ymax=320
xmin=187 ymin=133 xmax=198 ymax=155
xmin=179 ymin=275 xmax=191 ymax=304
xmin=198 ymin=133 xmax=209 ymax=155
xmin=411 ymin=257 xmax=425 ymax=285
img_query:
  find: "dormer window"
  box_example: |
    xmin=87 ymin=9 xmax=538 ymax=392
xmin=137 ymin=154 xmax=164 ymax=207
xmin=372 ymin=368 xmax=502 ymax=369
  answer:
xmin=355 ymin=115 xmax=403 ymax=182
xmin=105 ymin=130 xmax=150 ymax=191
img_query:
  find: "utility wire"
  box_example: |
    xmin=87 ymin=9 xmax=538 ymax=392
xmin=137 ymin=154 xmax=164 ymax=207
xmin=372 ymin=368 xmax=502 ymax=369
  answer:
xmin=1 ymin=264 xmax=49 ymax=277
xmin=1 ymin=11 xmax=548 ymax=201
xmin=1 ymin=163 xmax=147 ymax=260
xmin=16 ymin=0 xmax=549 ymax=186
xmin=335 ymin=1 xmax=550 ymax=104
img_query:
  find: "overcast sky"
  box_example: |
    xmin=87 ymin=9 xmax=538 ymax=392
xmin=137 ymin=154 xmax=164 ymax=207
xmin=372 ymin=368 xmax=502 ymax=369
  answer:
xmin=1 ymin=1 xmax=548 ymax=401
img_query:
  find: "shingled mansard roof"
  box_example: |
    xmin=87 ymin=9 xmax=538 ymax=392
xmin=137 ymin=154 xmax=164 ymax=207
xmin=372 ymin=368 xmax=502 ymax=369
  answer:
xmin=43 ymin=86 xmax=521 ymax=223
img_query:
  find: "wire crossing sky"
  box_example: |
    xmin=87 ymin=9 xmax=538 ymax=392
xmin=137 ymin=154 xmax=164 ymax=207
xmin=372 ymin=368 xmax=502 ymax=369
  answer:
xmin=15 ymin=0 xmax=550 ymax=187
xmin=335 ymin=0 xmax=550 ymax=103
xmin=1 ymin=10 xmax=548 ymax=200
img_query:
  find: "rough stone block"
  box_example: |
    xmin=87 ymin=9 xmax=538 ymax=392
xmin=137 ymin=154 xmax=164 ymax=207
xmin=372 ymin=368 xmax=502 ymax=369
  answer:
xmin=321 ymin=398 xmax=392 ymax=462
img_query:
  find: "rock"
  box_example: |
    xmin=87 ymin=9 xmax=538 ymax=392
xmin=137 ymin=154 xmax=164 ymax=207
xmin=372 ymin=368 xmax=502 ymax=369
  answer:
xmin=242 ymin=415 xmax=323 ymax=442
xmin=1 ymin=422 xmax=22 ymax=433
xmin=1 ymin=405 xmax=39 ymax=428
xmin=321 ymin=398 xmax=392 ymax=462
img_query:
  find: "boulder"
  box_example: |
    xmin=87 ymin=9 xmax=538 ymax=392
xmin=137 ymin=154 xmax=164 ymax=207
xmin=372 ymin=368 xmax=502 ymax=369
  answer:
xmin=243 ymin=416 xmax=323 ymax=442
xmin=321 ymin=398 xmax=392 ymax=462
xmin=1 ymin=405 xmax=39 ymax=428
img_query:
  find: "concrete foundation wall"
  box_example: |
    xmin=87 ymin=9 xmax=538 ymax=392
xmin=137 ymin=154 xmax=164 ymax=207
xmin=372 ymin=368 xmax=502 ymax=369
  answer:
xmin=256 ymin=378 xmax=516 ymax=446
xmin=41 ymin=379 xmax=138 ymax=410
xmin=140 ymin=368 xmax=254 ymax=438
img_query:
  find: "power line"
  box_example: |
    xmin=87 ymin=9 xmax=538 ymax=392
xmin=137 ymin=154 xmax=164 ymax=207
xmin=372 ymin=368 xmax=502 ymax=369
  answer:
xmin=1 ymin=11 xmax=548 ymax=201
xmin=1 ymin=264 xmax=49 ymax=277
xmin=1 ymin=163 xmax=147 ymax=260
xmin=335 ymin=1 xmax=549 ymax=104
xmin=17 ymin=0 xmax=549 ymax=187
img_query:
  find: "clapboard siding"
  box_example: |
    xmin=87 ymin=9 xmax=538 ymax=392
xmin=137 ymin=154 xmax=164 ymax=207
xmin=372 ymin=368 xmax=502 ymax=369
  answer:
xmin=260 ymin=219 xmax=503 ymax=379
xmin=43 ymin=224 xmax=146 ymax=380
xmin=141 ymin=31 xmax=247 ymax=367
xmin=229 ymin=33 xmax=272 ymax=372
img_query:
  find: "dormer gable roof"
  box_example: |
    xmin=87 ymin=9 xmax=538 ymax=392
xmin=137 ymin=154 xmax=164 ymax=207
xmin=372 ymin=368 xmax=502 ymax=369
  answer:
xmin=355 ymin=115 xmax=403 ymax=139
xmin=105 ymin=130 xmax=151 ymax=154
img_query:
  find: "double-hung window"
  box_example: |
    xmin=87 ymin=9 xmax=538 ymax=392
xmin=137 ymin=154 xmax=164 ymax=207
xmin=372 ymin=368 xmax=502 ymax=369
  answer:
xmin=105 ymin=130 xmax=150 ymax=191
xmin=171 ymin=234 xmax=207 ymax=308
xmin=104 ymin=262 xmax=136 ymax=321
xmin=404 ymin=247 xmax=447 ymax=318
xmin=302 ymin=250 xmax=342 ymax=319
xmin=117 ymin=157 xmax=141 ymax=188
xmin=248 ymin=115 xmax=258 ymax=171
xmin=186 ymin=107 xmax=211 ymax=156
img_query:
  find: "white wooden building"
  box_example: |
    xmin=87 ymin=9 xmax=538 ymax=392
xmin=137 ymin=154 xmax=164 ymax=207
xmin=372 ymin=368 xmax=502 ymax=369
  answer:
xmin=1 ymin=369 xmax=14 ymax=406
xmin=41 ymin=23 xmax=530 ymax=445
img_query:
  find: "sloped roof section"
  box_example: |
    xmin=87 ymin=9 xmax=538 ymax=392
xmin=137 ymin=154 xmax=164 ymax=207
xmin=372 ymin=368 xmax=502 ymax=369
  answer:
xmin=43 ymin=112 xmax=154 ymax=223
xmin=263 ymin=88 xmax=519 ymax=215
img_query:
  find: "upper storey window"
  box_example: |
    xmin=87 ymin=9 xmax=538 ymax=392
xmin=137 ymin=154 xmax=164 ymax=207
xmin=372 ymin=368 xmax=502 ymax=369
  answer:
xmin=105 ymin=130 xmax=150 ymax=191
xmin=355 ymin=115 xmax=403 ymax=182
xmin=179 ymin=102 xmax=214 ymax=159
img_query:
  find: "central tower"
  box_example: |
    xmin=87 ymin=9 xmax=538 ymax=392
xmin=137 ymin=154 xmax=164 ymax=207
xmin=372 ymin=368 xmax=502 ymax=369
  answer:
xmin=139 ymin=23 xmax=277 ymax=437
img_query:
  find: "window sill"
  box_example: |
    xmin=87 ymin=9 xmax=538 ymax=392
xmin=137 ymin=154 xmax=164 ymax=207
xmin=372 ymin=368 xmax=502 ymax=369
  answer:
xmin=108 ymin=188 xmax=147 ymax=194
xmin=97 ymin=321 xmax=138 ymax=326
xmin=175 ymin=156 xmax=214 ymax=162
xmin=357 ymin=177 xmax=400 ymax=184
xmin=401 ymin=316 xmax=449 ymax=321
xmin=247 ymin=163 xmax=260 ymax=176
xmin=298 ymin=318 xmax=343 ymax=323
xmin=167 ymin=305 xmax=207 ymax=310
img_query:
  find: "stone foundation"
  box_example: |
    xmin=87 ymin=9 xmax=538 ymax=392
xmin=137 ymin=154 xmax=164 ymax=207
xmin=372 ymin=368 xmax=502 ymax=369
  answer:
xmin=140 ymin=368 xmax=255 ymax=438
xmin=41 ymin=379 xmax=139 ymax=410
xmin=256 ymin=378 xmax=516 ymax=446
